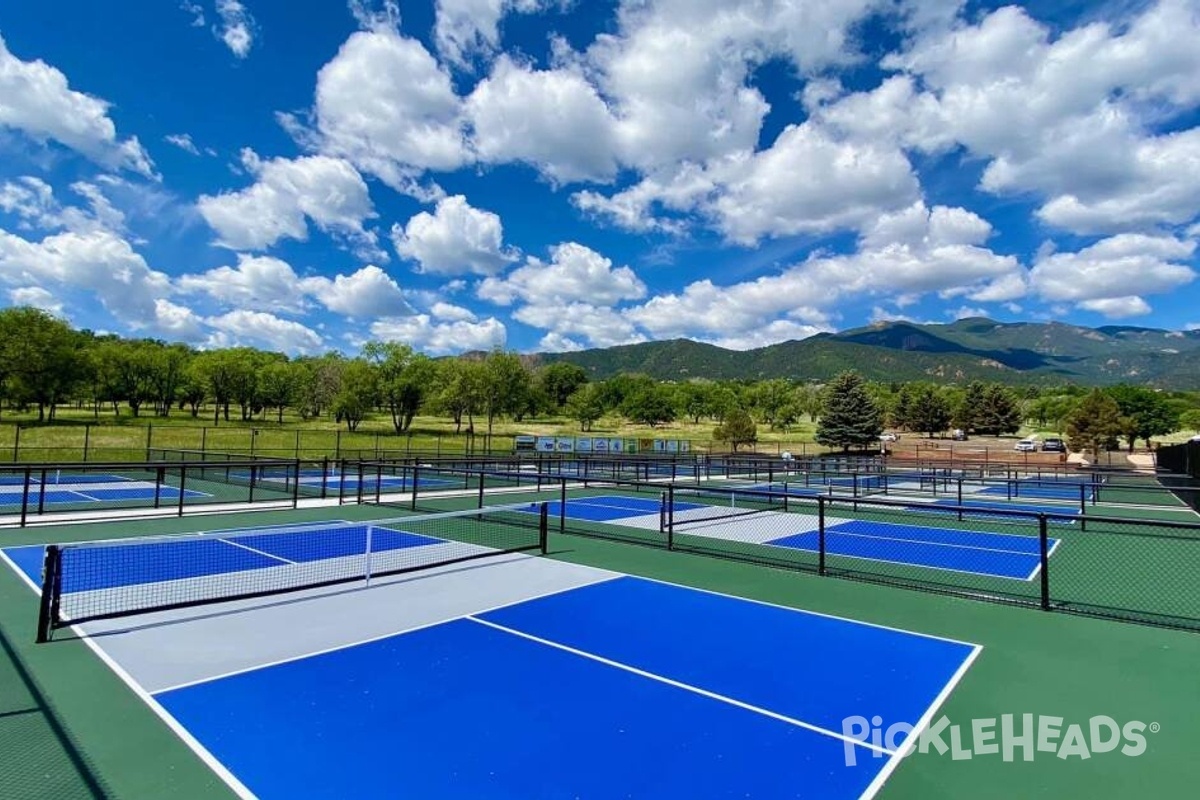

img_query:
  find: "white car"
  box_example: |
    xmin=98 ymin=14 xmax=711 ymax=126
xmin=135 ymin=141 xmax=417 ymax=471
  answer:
xmin=880 ymin=432 xmax=899 ymax=442
xmin=1014 ymin=438 xmax=1038 ymax=452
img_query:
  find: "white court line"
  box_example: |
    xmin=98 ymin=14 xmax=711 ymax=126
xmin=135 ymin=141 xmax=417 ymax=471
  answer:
xmin=1025 ymin=537 xmax=1063 ymax=583
xmin=764 ymin=535 xmax=1042 ymax=583
xmin=617 ymin=574 xmax=981 ymax=649
xmin=148 ymin=570 xmax=624 ymax=696
xmin=216 ymin=537 xmax=296 ymax=565
xmin=816 ymin=525 xmax=1044 ymax=557
xmin=859 ymin=644 xmax=983 ymax=800
xmin=467 ymin=615 xmax=893 ymax=757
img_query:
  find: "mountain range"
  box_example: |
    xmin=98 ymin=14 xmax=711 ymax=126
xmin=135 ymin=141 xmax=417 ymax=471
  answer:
xmin=535 ymin=318 xmax=1200 ymax=389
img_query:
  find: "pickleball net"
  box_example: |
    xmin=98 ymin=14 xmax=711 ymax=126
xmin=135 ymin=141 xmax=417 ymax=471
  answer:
xmin=36 ymin=502 xmax=549 ymax=642
xmin=664 ymin=485 xmax=789 ymax=534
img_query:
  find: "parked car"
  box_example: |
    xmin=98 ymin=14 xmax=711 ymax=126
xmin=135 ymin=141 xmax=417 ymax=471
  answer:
xmin=880 ymin=432 xmax=899 ymax=442
xmin=1041 ymin=437 xmax=1066 ymax=452
xmin=1014 ymin=438 xmax=1038 ymax=452
xmin=951 ymin=429 xmax=968 ymax=441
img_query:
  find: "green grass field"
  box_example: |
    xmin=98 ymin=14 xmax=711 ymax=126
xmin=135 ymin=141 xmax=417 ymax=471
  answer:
xmin=7 ymin=405 xmax=1182 ymax=464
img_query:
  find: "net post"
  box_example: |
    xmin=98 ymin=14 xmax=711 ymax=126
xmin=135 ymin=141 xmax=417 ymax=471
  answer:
xmin=153 ymin=466 xmax=164 ymax=509
xmin=1038 ymin=514 xmax=1050 ymax=611
xmin=559 ymin=478 xmax=567 ymax=535
xmin=957 ymin=478 xmax=964 ymax=522
xmin=291 ymin=460 xmax=301 ymax=508
xmin=364 ymin=524 xmax=374 ymax=588
xmin=539 ymin=502 xmax=549 ymax=555
xmin=374 ymin=463 xmax=383 ymax=505
xmin=659 ymin=491 xmax=666 ymax=534
xmin=19 ymin=466 xmax=32 ymax=527
xmin=818 ymin=496 xmax=827 ymax=577
xmin=320 ymin=456 xmax=329 ymax=500
xmin=666 ymin=485 xmax=675 ymax=550
xmin=410 ymin=464 xmax=419 ymax=511
xmin=37 ymin=467 xmax=47 ymax=515
xmin=337 ymin=459 xmax=347 ymax=505
xmin=36 ymin=545 xmax=62 ymax=643
xmin=477 ymin=470 xmax=486 ymax=509
xmin=177 ymin=465 xmax=188 ymax=516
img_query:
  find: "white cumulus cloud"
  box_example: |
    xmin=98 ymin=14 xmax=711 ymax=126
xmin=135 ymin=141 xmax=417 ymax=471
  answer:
xmin=206 ymin=309 xmax=324 ymax=353
xmin=197 ymin=151 xmax=382 ymax=258
xmin=466 ymin=56 xmax=621 ymax=184
xmin=370 ymin=314 xmax=507 ymax=355
xmin=7 ymin=285 xmax=63 ymax=315
xmin=215 ymin=0 xmax=256 ymax=58
xmin=478 ymin=242 xmax=646 ymax=306
xmin=1029 ymin=233 xmax=1196 ymax=315
xmin=392 ymin=195 xmax=517 ymax=276
xmin=0 ymin=34 xmax=154 ymax=176
xmin=301 ymin=265 xmax=411 ymax=318
xmin=307 ymin=26 xmax=468 ymax=191
xmin=435 ymin=0 xmax=557 ymax=67
xmin=0 ymin=228 xmax=170 ymax=327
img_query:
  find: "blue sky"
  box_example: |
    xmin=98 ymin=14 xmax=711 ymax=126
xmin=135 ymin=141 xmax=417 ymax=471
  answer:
xmin=1 ymin=0 xmax=1198 ymax=356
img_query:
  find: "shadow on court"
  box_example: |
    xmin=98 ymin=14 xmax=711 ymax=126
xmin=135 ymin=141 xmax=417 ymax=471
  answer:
xmin=0 ymin=620 xmax=111 ymax=799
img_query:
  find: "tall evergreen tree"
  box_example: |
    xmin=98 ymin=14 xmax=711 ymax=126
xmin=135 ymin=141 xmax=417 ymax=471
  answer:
xmin=891 ymin=385 xmax=914 ymax=431
xmin=815 ymin=372 xmax=883 ymax=452
xmin=955 ymin=381 xmax=987 ymax=433
xmin=976 ymin=384 xmax=1022 ymax=435
xmin=1066 ymin=389 xmax=1125 ymax=459
xmin=909 ymin=385 xmax=951 ymax=437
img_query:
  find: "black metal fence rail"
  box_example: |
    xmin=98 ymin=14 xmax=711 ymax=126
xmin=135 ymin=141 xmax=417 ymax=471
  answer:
xmin=0 ymin=459 xmax=305 ymax=526
xmin=347 ymin=463 xmax=1200 ymax=633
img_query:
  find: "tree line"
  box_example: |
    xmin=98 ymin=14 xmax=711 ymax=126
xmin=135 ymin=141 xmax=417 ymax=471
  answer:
xmin=0 ymin=307 xmax=1197 ymax=453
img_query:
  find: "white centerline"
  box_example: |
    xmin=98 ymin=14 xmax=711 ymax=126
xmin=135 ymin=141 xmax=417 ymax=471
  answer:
xmin=466 ymin=615 xmax=894 ymax=756
xmin=216 ymin=537 xmax=297 ymax=565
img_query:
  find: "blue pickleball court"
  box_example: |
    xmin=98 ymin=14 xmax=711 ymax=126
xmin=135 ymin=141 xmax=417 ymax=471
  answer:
xmin=1 ymin=513 xmax=982 ymax=799
xmin=0 ymin=474 xmax=208 ymax=509
xmin=768 ymin=520 xmax=1059 ymax=580
xmin=151 ymin=576 xmax=978 ymax=799
xmin=536 ymin=493 xmax=709 ymax=523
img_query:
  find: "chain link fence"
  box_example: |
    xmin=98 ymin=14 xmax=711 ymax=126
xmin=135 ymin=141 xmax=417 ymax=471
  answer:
xmin=0 ymin=424 xmax=520 ymax=463
xmin=355 ymin=458 xmax=1200 ymax=632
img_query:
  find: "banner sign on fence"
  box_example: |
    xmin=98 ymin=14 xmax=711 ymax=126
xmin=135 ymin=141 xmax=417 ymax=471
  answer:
xmin=555 ymin=437 xmax=575 ymax=452
xmin=535 ymin=437 xmax=556 ymax=452
xmin=592 ymin=438 xmax=609 ymax=453
xmin=514 ymin=435 xmax=536 ymax=451
xmin=575 ymin=437 xmax=593 ymax=453
xmin=612 ymin=439 xmax=626 ymax=453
